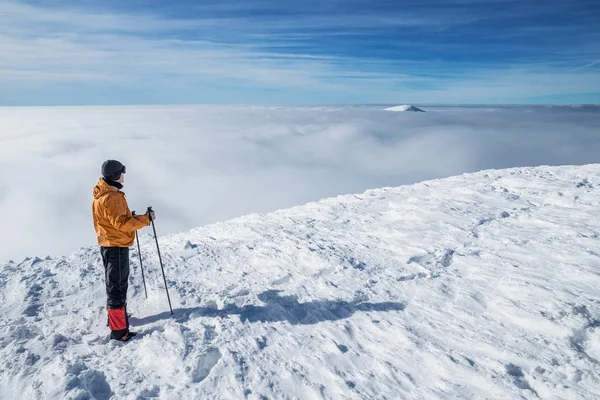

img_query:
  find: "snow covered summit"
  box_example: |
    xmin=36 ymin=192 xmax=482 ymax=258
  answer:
xmin=1 ymin=164 xmax=600 ymax=399
xmin=384 ymin=104 xmax=426 ymax=112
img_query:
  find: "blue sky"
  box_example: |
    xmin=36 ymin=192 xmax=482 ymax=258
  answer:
xmin=1 ymin=0 xmax=599 ymax=105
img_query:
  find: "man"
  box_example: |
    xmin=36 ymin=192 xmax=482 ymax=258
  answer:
xmin=92 ymin=160 xmax=155 ymax=342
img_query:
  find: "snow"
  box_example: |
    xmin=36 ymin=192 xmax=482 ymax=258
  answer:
xmin=1 ymin=105 xmax=600 ymax=264
xmin=1 ymin=164 xmax=600 ymax=399
xmin=384 ymin=105 xmax=425 ymax=112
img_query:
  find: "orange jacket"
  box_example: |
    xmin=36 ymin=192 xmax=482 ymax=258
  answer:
xmin=92 ymin=178 xmax=150 ymax=247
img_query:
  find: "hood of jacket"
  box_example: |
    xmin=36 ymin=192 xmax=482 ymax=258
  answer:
xmin=93 ymin=178 xmax=121 ymax=200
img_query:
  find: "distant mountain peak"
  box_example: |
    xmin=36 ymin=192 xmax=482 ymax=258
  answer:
xmin=384 ymin=105 xmax=425 ymax=112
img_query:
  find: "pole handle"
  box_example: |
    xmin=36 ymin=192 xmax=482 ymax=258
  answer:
xmin=146 ymin=206 xmax=154 ymax=222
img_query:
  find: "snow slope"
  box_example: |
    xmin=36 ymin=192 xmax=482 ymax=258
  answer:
xmin=384 ymin=105 xmax=425 ymax=112
xmin=1 ymin=165 xmax=600 ymax=399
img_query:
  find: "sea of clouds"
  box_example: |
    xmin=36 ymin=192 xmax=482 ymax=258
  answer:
xmin=0 ymin=104 xmax=598 ymax=262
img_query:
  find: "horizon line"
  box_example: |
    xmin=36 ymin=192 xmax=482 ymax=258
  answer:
xmin=1 ymin=102 xmax=599 ymax=108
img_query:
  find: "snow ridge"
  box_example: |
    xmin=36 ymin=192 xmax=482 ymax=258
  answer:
xmin=1 ymin=165 xmax=600 ymax=399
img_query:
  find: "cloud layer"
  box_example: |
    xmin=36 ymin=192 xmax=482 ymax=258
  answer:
xmin=0 ymin=105 xmax=598 ymax=262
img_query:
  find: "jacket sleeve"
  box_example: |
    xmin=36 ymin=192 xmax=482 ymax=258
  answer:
xmin=104 ymin=194 xmax=150 ymax=232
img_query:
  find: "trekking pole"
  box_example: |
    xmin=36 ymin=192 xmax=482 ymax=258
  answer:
xmin=132 ymin=211 xmax=148 ymax=299
xmin=147 ymin=206 xmax=173 ymax=315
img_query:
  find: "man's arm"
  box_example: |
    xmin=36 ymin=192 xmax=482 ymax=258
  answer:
xmin=104 ymin=194 xmax=150 ymax=232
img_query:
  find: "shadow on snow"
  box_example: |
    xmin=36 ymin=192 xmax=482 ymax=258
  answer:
xmin=131 ymin=290 xmax=406 ymax=326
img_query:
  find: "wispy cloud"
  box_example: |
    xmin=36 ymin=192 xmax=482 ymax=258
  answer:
xmin=0 ymin=0 xmax=599 ymax=104
xmin=573 ymin=59 xmax=600 ymax=72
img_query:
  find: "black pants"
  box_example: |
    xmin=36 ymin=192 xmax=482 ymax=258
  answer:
xmin=101 ymin=246 xmax=130 ymax=339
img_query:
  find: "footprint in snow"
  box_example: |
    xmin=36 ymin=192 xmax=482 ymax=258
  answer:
xmin=271 ymin=274 xmax=292 ymax=286
xmin=407 ymin=248 xmax=455 ymax=268
xmin=505 ymin=363 xmax=538 ymax=397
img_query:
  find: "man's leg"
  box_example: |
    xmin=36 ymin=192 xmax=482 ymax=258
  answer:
xmin=102 ymin=246 xmax=131 ymax=340
xmin=118 ymin=247 xmax=131 ymax=328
